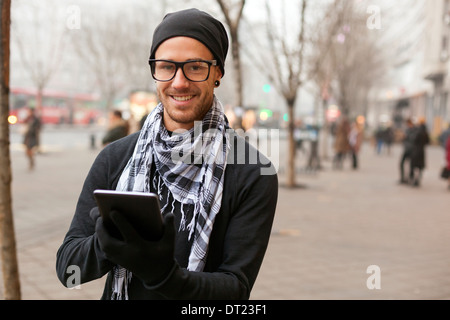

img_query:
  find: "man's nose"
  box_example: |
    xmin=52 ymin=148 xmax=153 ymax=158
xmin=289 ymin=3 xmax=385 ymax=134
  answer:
xmin=171 ymin=67 xmax=190 ymax=88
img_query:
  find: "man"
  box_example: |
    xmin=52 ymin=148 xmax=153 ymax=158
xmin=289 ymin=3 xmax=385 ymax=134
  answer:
xmin=23 ymin=107 xmax=41 ymax=170
xmin=56 ymin=8 xmax=278 ymax=300
xmin=332 ymin=116 xmax=350 ymax=169
xmin=445 ymin=134 xmax=450 ymax=190
xmin=398 ymin=118 xmax=416 ymax=184
xmin=101 ymin=110 xmax=129 ymax=147
xmin=348 ymin=119 xmax=363 ymax=170
xmin=438 ymin=121 xmax=450 ymax=149
xmin=410 ymin=117 xmax=429 ymax=187
xmin=438 ymin=121 xmax=450 ymax=190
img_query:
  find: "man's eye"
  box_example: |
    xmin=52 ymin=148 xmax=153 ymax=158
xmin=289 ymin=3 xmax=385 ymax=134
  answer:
xmin=157 ymin=63 xmax=175 ymax=71
xmin=186 ymin=63 xmax=207 ymax=72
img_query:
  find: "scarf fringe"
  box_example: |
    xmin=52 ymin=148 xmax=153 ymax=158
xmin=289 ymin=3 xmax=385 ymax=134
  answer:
xmin=111 ymin=267 xmax=131 ymax=300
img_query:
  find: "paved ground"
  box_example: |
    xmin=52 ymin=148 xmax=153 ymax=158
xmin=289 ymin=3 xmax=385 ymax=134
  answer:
xmin=1 ymin=126 xmax=449 ymax=300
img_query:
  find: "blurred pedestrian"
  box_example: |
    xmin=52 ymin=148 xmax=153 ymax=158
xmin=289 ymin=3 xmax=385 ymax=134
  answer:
xmin=22 ymin=108 xmax=41 ymax=170
xmin=410 ymin=118 xmax=430 ymax=187
xmin=398 ymin=118 xmax=415 ymax=184
xmin=444 ymin=134 xmax=450 ymax=190
xmin=294 ymin=119 xmax=306 ymax=155
xmin=348 ymin=120 xmax=363 ymax=170
xmin=438 ymin=121 xmax=450 ymax=149
xmin=56 ymin=8 xmax=277 ymax=300
xmin=438 ymin=122 xmax=450 ymax=190
xmin=383 ymin=124 xmax=394 ymax=156
xmin=306 ymin=125 xmax=321 ymax=172
xmin=101 ymin=110 xmax=129 ymax=147
xmin=374 ymin=125 xmax=384 ymax=155
xmin=332 ymin=116 xmax=350 ymax=169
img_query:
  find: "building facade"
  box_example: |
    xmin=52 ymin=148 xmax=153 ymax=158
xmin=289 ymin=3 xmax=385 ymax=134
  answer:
xmin=366 ymin=0 xmax=450 ymax=141
xmin=423 ymin=0 xmax=450 ymax=138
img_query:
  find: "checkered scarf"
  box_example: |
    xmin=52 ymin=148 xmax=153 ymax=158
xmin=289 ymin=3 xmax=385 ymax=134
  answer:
xmin=111 ymin=95 xmax=230 ymax=300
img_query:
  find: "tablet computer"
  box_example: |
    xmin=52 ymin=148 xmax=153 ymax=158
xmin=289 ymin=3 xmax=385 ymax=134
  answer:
xmin=93 ymin=189 xmax=163 ymax=241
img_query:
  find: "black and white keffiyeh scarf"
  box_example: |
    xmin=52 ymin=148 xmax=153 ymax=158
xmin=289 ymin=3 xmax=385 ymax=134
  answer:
xmin=111 ymin=95 xmax=230 ymax=300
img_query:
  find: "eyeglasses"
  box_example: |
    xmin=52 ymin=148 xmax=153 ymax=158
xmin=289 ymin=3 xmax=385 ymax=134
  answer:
xmin=148 ymin=59 xmax=217 ymax=82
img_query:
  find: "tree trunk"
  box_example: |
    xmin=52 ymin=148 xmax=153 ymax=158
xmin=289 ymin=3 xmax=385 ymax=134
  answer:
xmin=229 ymin=27 xmax=243 ymax=129
xmin=0 ymin=0 xmax=21 ymax=300
xmin=321 ymin=98 xmax=329 ymax=160
xmin=286 ymin=103 xmax=296 ymax=188
xmin=36 ymin=85 xmax=43 ymax=114
xmin=230 ymin=29 xmax=242 ymax=106
xmin=215 ymin=0 xmax=245 ymax=130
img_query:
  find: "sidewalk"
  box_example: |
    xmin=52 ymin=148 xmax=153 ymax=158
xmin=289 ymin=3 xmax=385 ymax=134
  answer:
xmin=1 ymin=132 xmax=450 ymax=300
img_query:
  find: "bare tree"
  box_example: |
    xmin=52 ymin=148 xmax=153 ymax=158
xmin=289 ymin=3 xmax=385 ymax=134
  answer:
xmin=11 ymin=0 xmax=67 ymax=113
xmin=216 ymin=0 xmax=246 ymax=128
xmin=243 ymin=0 xmax=352 ymax=186
xmin=0 ymin=0 xmax=21 ymax=300
xmin=240 ymin=0 xmax=310 ymax=187
xmin=306 ymin=1 xmax=393 ymax=160
xmin=70 ymin=12 xmax=130 ymax=112
xmin=255 ymin=0 xmax=309 ymax=188
xmin=308 ymin=1 xmax=355 ymax=160
xmin=69 ymin=3 xmax=157 ymax=117
xmin=329 ymin=2 xmax=389 ymax=119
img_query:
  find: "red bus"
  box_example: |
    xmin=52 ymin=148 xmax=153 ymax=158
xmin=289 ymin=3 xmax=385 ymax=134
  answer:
xmin=8 ymin=87 xmax=103 ymax=125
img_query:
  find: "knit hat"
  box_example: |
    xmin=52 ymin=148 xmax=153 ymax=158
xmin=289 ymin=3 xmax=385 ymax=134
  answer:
xmin=149 ymin=8 xmax=229 ymax=77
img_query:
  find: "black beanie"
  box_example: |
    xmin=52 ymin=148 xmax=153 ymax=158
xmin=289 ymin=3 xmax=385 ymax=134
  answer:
xmin=149 ymin=8 xmax=229 ymax=77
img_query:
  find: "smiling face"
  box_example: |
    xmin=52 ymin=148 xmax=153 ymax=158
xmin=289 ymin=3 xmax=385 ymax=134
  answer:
xmin=154 ymin=36 xmax=222 ymax=132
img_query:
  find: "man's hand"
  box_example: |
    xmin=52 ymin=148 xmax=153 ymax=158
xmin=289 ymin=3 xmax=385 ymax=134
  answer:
xmin=96 ymin=210 xmax=176 ymax=286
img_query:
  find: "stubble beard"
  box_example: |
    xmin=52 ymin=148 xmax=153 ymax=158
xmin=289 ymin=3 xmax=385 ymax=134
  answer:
xmin=157 ymin=88 xmax=214 ymax=129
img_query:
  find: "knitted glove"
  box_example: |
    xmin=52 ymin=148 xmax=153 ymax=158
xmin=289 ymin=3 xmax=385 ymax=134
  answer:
xmin=96 ymin=210 xmax=176 ymax=286
xmin=90 ymin=207 xmax=100 ymax=222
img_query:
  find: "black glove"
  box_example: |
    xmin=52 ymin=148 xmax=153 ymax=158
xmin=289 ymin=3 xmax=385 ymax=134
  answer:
xmin=90 ymin=207 xmax=100 ymax=222
xmin=96 ymin=210 xmax=176 ymax=286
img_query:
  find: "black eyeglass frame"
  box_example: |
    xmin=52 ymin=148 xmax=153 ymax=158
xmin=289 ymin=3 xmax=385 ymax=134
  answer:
xmin=148 ymin=59 xmax=218 ymax=82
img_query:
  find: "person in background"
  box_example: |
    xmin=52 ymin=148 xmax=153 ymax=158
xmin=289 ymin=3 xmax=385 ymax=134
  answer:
xmin=438 ymin=121 xmax=450 ymax=190
xmin=305 ymin=124 xmax=321 ymax=172
xmin=56 ymin=8 xmax=278 ymax=300
xmin=382 ymin=124 xmax=394 ymax=156
xmin=445 ymin=134 xmax=450 ymax=190
xmin=398 ymin=118 xmax=416 ymax=184
xmin=101 ymin=110 xmax=129 ymax=147
xmin=438 ymin=121 xmax=450 ymax=149
xmin=294 ymin=119 xmax=306 ymax=155
xmin=410 ymin=117 xmax=430 ymax=187
xmin=22 ymin=108 xmax=41 ymax=170
xmin=374 ymin=125 xmax=385 ymax=155
xmin=332 ymin=116 xmax=351 ymax=169
xmin=348 ymin=119 xmax=364 ymax=170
